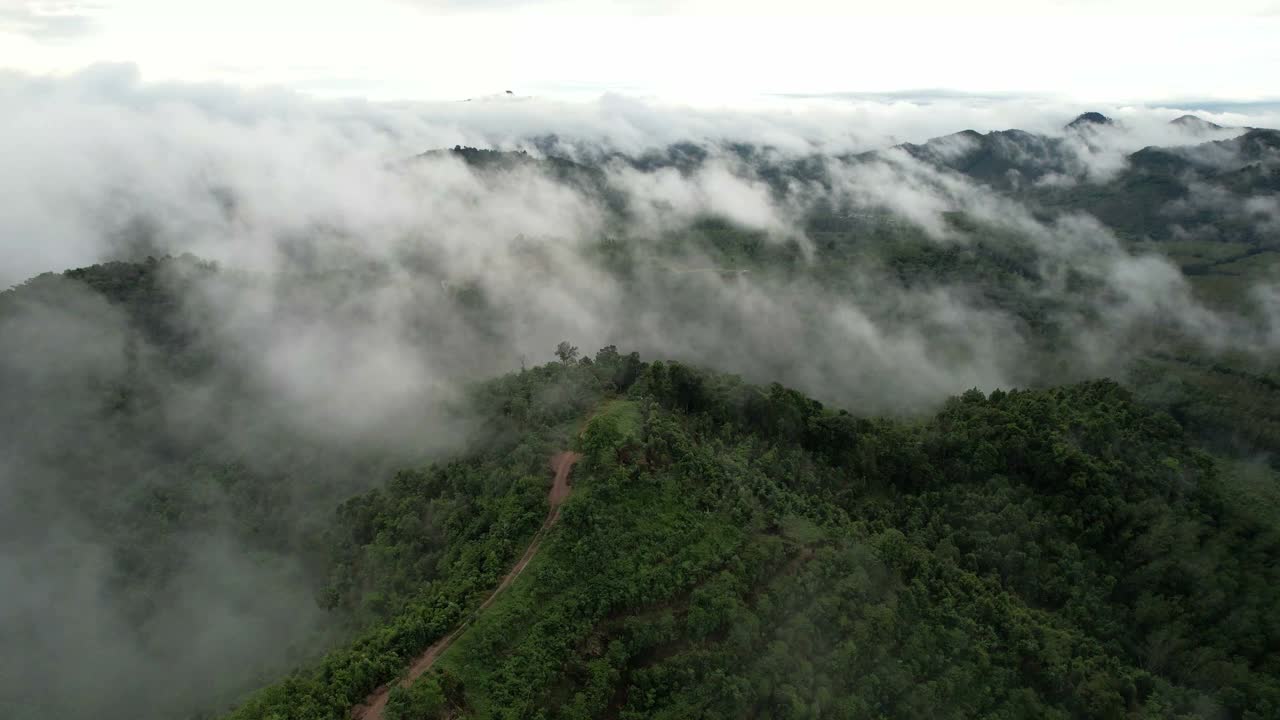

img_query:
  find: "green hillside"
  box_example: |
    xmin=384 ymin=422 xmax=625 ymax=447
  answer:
xmin=223 ymin=352 xmax=1280 ymax=720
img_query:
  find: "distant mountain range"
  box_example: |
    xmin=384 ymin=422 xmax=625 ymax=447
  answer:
xmin=440 ymin=112 xmax=1279 ymax=249
xmin=896 ymin=111 xmax=1273 ymax=189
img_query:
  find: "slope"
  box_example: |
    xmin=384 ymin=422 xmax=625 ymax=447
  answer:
xmin=226 ymin=353 xmax=1280 ymax=720
xmin=354 ymin=451 xmax=580 ymax=720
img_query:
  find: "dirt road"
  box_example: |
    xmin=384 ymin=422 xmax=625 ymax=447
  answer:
xmin=352 ymin=450 xmax=581 ymax=720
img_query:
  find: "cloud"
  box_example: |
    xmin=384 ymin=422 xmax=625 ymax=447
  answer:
xmin=608 ymin=159 xmax=792 ymax=235
xmin=4 ymin=64 xmax=1278 ymax=403
xmin=0 ymin=1 xmax=100 ymax=40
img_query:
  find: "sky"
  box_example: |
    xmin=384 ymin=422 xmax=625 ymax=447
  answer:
xmin=1 ymin=0 xmax=1279 ymax=104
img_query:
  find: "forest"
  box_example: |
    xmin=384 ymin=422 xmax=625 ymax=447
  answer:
xmin=219 ymin=349 xmax=1279 ymax=719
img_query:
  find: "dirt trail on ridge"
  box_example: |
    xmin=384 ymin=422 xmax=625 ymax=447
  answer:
xmin=352 ymin=450 xmax=581 ymax=720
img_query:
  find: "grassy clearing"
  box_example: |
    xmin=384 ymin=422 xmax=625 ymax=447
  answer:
xmin=778 ymin=514 xmax=825 ymax=545
xmin=586 ymin=399 xmax=642 ymax=438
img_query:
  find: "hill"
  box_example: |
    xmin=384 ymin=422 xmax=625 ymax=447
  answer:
xmin=222 ymin=352 xmax=1280 ymax=720
xmin=1065 ymin=111 xmax=1116 ymax=130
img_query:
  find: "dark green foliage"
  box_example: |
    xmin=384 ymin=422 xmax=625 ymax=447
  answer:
xmin=215 ymin=351 xmax=651 ymax=719
xmin=222 ymin=451 xmax=548 ymax=720
xmin=222 ymin=357 xmax=1279 ymax=719
xmin=1129 ymin=352 xmax=1280 ymax=464
xmin=597 ymin=367 xmax=1276 ymax=720
xmin=318 ymin=457 xmax=547 ymax=624
xmin=384 ymin=672 xmax=455 ymax=720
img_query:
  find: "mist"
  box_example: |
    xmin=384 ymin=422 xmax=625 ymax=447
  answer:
xmin=2 ymin=63 xmax=1280 ymax=720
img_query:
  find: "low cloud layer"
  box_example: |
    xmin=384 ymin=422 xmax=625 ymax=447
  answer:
xmin=0 ymin=2 xmax=100 ymax=41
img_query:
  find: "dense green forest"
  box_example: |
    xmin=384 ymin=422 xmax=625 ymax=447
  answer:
xmin=218 ymin=350 xmax=1279 ymax=720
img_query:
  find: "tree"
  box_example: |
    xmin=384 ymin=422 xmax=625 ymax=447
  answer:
xmin=555 ymin=341 xmax=579 ymax=364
